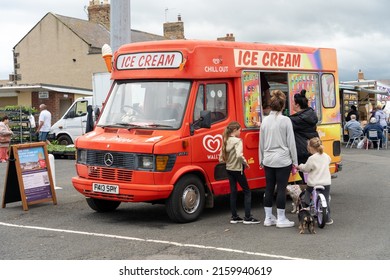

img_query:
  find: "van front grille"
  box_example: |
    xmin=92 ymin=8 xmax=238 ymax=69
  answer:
xmin=88 ymin=166 xmax=133 ymax=182
xmin=82 ymin=150 xmax=136 ymax=169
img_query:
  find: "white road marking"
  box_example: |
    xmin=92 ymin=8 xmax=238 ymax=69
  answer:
xmin=0 ymin=221 xmax=307 ymax=260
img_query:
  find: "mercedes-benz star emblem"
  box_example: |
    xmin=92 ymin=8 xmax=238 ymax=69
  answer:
xmin=104 ymin=153 xmax=114 ymax=166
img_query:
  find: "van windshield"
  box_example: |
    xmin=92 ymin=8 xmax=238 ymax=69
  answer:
xmin=97 ymin=81 xmax=190 ymax=129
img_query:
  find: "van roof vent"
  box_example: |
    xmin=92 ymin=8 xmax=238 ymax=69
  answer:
xmin=135 ymin=130 xmax=153 ymax=135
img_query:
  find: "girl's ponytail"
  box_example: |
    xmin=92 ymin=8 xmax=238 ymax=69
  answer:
xmin=221 ymin=121 xmax=241 ymax=161
xmin=308 ymin=137 xmax=323 ymax=154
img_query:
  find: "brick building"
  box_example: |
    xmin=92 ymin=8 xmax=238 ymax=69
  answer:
xmin=0 ymin=0 xmax=165 ymax=123
xmin=0 ymin=0 xmax=233 ymax=124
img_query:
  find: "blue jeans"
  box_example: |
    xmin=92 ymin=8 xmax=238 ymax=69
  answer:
xmin=226 ymin=170 xmax=252 ymax=219
xmin=39 ymin=131 xmax=49 ymax=141
xmin=263 ymin=165 xmax=292 ymax=209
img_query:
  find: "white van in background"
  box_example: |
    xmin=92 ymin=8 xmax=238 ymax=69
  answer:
xmin=49 ymin=72 xmax=111 ymax=145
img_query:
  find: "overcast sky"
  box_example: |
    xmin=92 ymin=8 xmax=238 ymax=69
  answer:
xmin=1 ymin=0 xmax=389 ymax=82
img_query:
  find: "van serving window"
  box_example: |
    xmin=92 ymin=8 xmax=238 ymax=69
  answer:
xmin=321 ymin=74 xmax=336 ymax=108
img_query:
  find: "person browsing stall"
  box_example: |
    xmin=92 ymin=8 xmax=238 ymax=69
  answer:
xmin=346 ymin=105 xmax=359 ymax=122
xmin=36 ymin=104 xmax=52 ymax=142
xmin=374 ymin=104 xmax=387 ymax=129
xmin=260 ymin=90 xmax=298 ymax=228
xmin=0 ymin=116 xmax=14 ymax=162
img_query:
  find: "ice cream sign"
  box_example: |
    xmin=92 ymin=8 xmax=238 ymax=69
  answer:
xmin=234 ymin=49 xmax=303 ymax=69
xmin=117 ymin=51 xmax=183 ymax=70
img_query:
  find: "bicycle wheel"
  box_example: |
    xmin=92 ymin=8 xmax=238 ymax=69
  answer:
xmin=316 ymin=194 xmax=328 ymax=228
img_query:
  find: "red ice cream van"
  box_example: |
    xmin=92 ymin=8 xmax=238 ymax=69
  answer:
xmin=72 ymin=40 xmax=342 ymax=222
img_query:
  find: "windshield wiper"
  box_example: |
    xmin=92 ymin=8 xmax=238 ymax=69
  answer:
xmin=146 ymin=123 xmax=173 ymax=128
xmin=100 ymin=123 xmax=173 ymax=129
xmin=101 ymin=123 xmax=143 ymax=129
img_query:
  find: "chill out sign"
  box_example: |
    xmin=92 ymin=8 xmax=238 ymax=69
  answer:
xmin=234 ymin=49 xmax=303 ymax=69
xmin=117 ymin=51 xmax=183 ymax=70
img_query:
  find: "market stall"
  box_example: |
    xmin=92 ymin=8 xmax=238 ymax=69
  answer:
xmin=339 ymin=82 xmax=388 ymax=142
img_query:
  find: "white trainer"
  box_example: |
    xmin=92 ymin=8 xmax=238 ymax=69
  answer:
xmin=263 ymin=215 xmax=277 ymax=226
xmin=276 ymin=208 xmax=295 ymax=228
xmin=276 ymin=218 xmax=295 ymax=228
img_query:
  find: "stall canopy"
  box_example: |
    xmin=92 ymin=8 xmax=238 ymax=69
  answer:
xmin=0 ymin=84 xmax=92 ymax=96
xmin=339 ymin=84 xmax=389 ymax=96
xmin=377 ymin=82 xmax=390 ymax=96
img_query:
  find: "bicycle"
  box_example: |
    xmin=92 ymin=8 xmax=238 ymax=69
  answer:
xmin=308 ymin=185 xmax=329 ymax=228
xmin=301 ymin=173 xmax=329 ymax=228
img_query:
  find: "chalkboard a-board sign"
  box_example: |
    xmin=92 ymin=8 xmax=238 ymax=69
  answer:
xmin=2 ymin=142 xmax=57 ymax=211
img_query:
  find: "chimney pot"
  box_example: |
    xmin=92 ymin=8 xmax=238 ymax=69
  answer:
xmin=358 ymin=69 xmax=364 ymax=80
xmin=88 ymin=0 xmax=110 ymax=29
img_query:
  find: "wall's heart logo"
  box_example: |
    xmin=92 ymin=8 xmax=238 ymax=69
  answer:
xmin=203 ymin=134 xmax=223 ymax=153
xmin=212 ymin=58 xmax=223 ymax=64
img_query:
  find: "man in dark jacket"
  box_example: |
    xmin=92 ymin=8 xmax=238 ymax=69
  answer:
xmin=346 ymin=105 xmax=359 ymax=122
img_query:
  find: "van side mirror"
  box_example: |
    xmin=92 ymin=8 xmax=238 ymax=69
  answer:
xmin=199 ymin=110 xmax=211 ymax=128
xmin=190 ymin=110 xmax=211 ymax=135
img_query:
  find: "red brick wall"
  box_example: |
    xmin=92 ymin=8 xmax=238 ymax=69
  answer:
xmin=32 ymin=91 xmax=74 ymax=125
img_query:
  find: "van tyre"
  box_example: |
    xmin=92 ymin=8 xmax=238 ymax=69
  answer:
xmin=57 ymin=134 xmax=73 ymax=145
xmin=86 ymin=198 xmax=121 ymax=212
xmin=166 ymin=175 xmax=205 ymax=223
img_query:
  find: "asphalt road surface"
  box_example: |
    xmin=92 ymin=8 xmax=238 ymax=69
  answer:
xmin=1 ymin=146 xmax=389 ymax=260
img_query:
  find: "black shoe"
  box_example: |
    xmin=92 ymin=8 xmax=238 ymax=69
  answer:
xmin=243 ymin=216 xmax=261 ymax=224
xmin=230 ymin=216 xmax=244 ymax=224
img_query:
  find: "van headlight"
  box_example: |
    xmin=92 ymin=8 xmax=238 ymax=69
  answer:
xmin=78 ymin=149 xmax=87 ymax=164
xmin=136 ymin=154 xmax=176 ymax=171
xmin=137 ymin=155 xmax=154 ymax=170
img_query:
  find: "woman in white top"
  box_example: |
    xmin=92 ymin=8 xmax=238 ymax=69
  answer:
xmin=259 ymin=90 xmax=298 ymax=228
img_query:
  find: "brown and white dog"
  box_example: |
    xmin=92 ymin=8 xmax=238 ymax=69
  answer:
xmin=298 ymin=208 xmax=316 ymax=234
xmin=286 ymin=184 xmax=307 ymax=213
xmin=297 ymin=192 xmax=315 ymax=234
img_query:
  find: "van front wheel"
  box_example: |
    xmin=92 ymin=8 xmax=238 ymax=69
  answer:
xmin=57 ymin=134 xmax=73 ymax=145
xmin=166 ymin=175 xmax=205 ymax=223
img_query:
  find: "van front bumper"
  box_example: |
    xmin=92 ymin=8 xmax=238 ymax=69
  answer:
xmin=72 ymin=176 xmax=174 ymax=202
